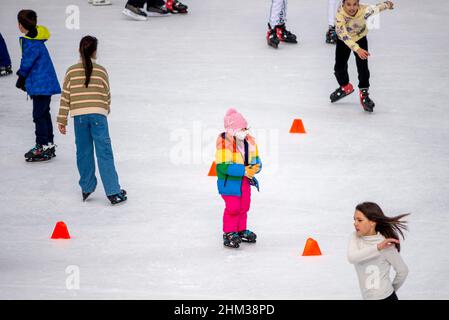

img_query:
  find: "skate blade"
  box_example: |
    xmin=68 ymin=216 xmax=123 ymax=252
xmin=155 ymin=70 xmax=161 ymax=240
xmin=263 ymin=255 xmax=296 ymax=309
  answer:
xmin=25 ymin=157 xmax=51 ymax=162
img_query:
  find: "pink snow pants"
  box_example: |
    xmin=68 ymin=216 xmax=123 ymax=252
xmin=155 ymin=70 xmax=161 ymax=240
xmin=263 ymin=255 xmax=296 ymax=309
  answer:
xmin=222 ymin=177 xmax=251 ymax=233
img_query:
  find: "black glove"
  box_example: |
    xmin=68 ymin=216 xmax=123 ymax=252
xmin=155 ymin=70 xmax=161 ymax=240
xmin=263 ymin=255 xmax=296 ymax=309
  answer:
xmin=15 ymin=74 xmax=26 ymax=92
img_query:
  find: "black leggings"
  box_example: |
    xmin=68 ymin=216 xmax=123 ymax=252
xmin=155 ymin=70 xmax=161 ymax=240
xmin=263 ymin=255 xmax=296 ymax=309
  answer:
xmin=334 ymin=36 xmax=370 ymax=89
xmin=382 ymin=291 xmax=399 ymax=301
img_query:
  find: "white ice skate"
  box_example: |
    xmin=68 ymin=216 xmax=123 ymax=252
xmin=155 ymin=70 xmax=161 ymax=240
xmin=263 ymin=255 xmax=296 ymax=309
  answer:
xmin=122 ymin=4 xmax=148 ymax=21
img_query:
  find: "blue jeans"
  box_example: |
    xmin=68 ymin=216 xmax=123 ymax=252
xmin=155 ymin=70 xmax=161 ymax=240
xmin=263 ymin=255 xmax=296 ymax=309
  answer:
xmin=74 ymin=114 xmax=121 ymax=196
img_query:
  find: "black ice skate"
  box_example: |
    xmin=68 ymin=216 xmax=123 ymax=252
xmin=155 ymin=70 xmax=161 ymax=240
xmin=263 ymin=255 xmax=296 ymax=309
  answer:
xmin=266 ymin=24 xmax=279 ymax=49
xmin=122 ymin=3 xmax=148 ymax=21
xmin=326 ymin=26 xmax=337 ymax=44
xmin=0 ymin=66 xmax=12 ymax=77
xmin=108 ymin=189 xmax=127 ymax=205
xmin=24 ymin=144 xmax=52 ymax=162
xmin=166 ymin=0 xmax=188 ymax=14
xmin=238 ymin=230 xmax=257 ymax=243
xmin=82 ymin=191 xmax=93 ymax=201
xmin=330 ymin=83 xmax=354 ymax=103
xmin=223 ymin=232 xmax=241 ymax=248
xmin=144 ymin=3 xmax=170 ymax=16
xmin=359 ymin=88 xmax=375 ymax=112
xmin=275 ymin=24 xmax=298 ymax=44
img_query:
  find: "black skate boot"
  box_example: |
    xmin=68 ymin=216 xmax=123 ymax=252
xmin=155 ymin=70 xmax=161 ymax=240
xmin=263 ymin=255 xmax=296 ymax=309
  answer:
xmin=330 ymin=83 xmax=354 ymax=103
xmin=108 ymin=189 xmax=127 ymax=205
xmin=326 ymin=25 xmax=337 ymax=44
xmin=82 ymin=191 xmax=93 ymax=201
xmin=24 ymin=144 xmax=52 ymax=162
xmin=166 ymin=0 xmax=188 ymax=14
xmin=223 ymin=232 xmax=241 ymax=248
xmin=238 ymin=230 xmax=257 ymax=243
xmin=122 ymin=3 xmax=148 ymax=21
xmin=275 ymin=23 xmax=298 ymax=44
xmin=144 ymin=2 xmax=170 ymax=16
xmin=359 ymin=88 xmax=375 ymax=112
xmin=266 ymin=24 xmax=279 ymax=49
xmin=0 ymin=66 xmax=12 ymax=77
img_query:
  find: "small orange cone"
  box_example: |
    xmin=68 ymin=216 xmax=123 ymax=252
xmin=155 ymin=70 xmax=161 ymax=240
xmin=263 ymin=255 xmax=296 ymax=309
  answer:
xmin=208 ymin=161 xmax=217 ymax=176
xmin=51 ymin=221 xmax=71 ymax=239
xmin=290 ymin=119 xmax=306 ymax=134
xmin=302 ymin=238 xmax=322 ymax=256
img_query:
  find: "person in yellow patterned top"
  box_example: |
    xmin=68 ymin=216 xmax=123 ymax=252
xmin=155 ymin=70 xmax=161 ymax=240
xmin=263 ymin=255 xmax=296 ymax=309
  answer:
xmin=329 ymin=0 xmax=394 ymax=112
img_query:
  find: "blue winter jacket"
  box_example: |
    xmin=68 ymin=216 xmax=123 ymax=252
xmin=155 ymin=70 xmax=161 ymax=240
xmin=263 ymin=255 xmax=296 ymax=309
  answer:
xmin=17 ymin=26 xmax=61 ymax=96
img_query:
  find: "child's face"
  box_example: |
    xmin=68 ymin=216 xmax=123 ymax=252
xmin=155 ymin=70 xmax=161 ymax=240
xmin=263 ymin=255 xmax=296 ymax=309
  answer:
xmin=343 ymin=0 xmax=360 ymax=16
xmin=353 ymin=210 xmax=376 ymax=236
xmin=18 ymin=22 xmax=27 ymax=34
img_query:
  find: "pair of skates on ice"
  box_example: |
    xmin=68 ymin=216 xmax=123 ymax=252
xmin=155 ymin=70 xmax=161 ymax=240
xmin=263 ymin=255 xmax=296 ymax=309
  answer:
xmin=330 ymin=83 xmax=375 ymax=112
xmin=123 ymin=0 xmax=188 ymax=21
xmin=223 ymin=230 xmax=257 ymax=249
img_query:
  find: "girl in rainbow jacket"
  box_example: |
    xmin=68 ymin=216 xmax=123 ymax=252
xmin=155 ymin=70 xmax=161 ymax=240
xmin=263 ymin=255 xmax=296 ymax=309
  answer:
xmin=215 ymin=108 xmax=262 ymax=249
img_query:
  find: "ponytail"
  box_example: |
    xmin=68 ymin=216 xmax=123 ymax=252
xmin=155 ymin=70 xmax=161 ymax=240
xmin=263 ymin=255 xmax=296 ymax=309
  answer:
xmin=79 ymin=36 xmax=98 ymax=88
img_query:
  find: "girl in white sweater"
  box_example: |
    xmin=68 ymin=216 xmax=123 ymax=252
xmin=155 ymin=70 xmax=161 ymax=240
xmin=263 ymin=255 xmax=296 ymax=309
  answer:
xmin=348 ymin=202 xmax=409 ymax=300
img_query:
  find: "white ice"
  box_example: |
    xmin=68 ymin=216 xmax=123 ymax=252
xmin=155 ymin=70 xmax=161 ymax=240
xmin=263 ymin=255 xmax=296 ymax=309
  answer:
xmin=0 ymin=0 xmax=448 ymax=299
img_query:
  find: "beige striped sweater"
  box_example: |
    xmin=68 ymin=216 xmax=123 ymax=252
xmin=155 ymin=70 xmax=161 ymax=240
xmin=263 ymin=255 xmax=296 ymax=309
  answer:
xmin=57 ymin=60 xmax=111 ymax=126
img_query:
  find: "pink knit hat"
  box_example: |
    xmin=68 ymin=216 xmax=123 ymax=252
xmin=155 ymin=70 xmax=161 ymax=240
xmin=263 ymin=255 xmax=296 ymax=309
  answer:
xmin=224 ymin=108 xmax=248 ymax=134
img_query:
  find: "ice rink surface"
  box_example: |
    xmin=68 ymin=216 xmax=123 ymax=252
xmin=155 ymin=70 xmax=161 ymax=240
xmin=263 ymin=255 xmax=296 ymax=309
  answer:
xmin=0 ymin=0 xmax=448 ymax=299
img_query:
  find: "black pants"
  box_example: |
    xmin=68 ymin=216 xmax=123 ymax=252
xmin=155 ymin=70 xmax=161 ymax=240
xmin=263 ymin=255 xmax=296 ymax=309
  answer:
xmin=31 ymin=95 xmax=54 ymax=145
xmin=334 ymin=36 xmax=370 ymax=89
xmin=126 ymin=0 xmax=164 ymax=8
xmin=382 ymin=291 xmax=399 ymax=301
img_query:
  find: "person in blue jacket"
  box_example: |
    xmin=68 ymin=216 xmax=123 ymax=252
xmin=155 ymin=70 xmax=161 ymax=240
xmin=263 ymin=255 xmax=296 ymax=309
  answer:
xmin=16 ymin=10 xmax=61 ymax=162
xmin=0 ymin=32 xmax=12 ymax=77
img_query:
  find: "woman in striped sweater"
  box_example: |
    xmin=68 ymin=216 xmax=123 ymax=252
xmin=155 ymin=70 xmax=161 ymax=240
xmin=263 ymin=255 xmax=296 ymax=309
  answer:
xmin=57 ymin=36 xmax=127 ymax=205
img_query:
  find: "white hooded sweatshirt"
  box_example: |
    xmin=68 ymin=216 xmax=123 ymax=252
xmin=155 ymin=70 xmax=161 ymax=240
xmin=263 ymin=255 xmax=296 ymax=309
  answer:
xmin=347 ymin=232 xmax=409 ymax=300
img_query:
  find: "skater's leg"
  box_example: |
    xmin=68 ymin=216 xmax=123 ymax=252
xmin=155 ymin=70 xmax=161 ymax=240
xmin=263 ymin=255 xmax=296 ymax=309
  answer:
xmin=90 ymin=114 xmax=121 ymax=196
xmin=0 ymin=33 xmax=12 ymax=67
xmin=222 ymin=195 xmax=241 ymax=233
xmin=238 ymin=178 xmax=252 ymax=232
xmin=32 ymin=95 xmax=52 ymax=146
xmin=269 ymin=0 xmax=287 ymax=27
xmin=328 ymin=0 xmax=341 ymax=27
xmin=334 ymin=38 xmax=352 ymax=86
xmin=353 ymin=36 xmax=370 ymax=89
xmin=74 ymin=115 xmax=97 ymax=193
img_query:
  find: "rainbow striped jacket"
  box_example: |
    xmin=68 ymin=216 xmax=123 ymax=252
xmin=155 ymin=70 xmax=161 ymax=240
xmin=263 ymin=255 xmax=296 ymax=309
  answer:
xmin=215 ymin=132 xmax=262 ymax=196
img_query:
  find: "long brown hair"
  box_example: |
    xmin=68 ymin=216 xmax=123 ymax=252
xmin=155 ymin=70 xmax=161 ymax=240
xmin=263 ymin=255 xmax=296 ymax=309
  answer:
xmin=79 ymin=36 xmax=98 ymax=88
xmin=356 ymin=202 xmax=410 ymax=252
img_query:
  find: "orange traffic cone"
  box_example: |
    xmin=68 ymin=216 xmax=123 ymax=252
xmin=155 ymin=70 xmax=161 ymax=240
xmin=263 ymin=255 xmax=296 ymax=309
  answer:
xmin=290 ymin=119 xmax=306 ymax=134
xmin=208 ymin=161 xmax=217 ymax=176
xmin=51 ymin=221 xmax=71 ymax=239
xmin=302 ymin=238 xmax=322 ymax=256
